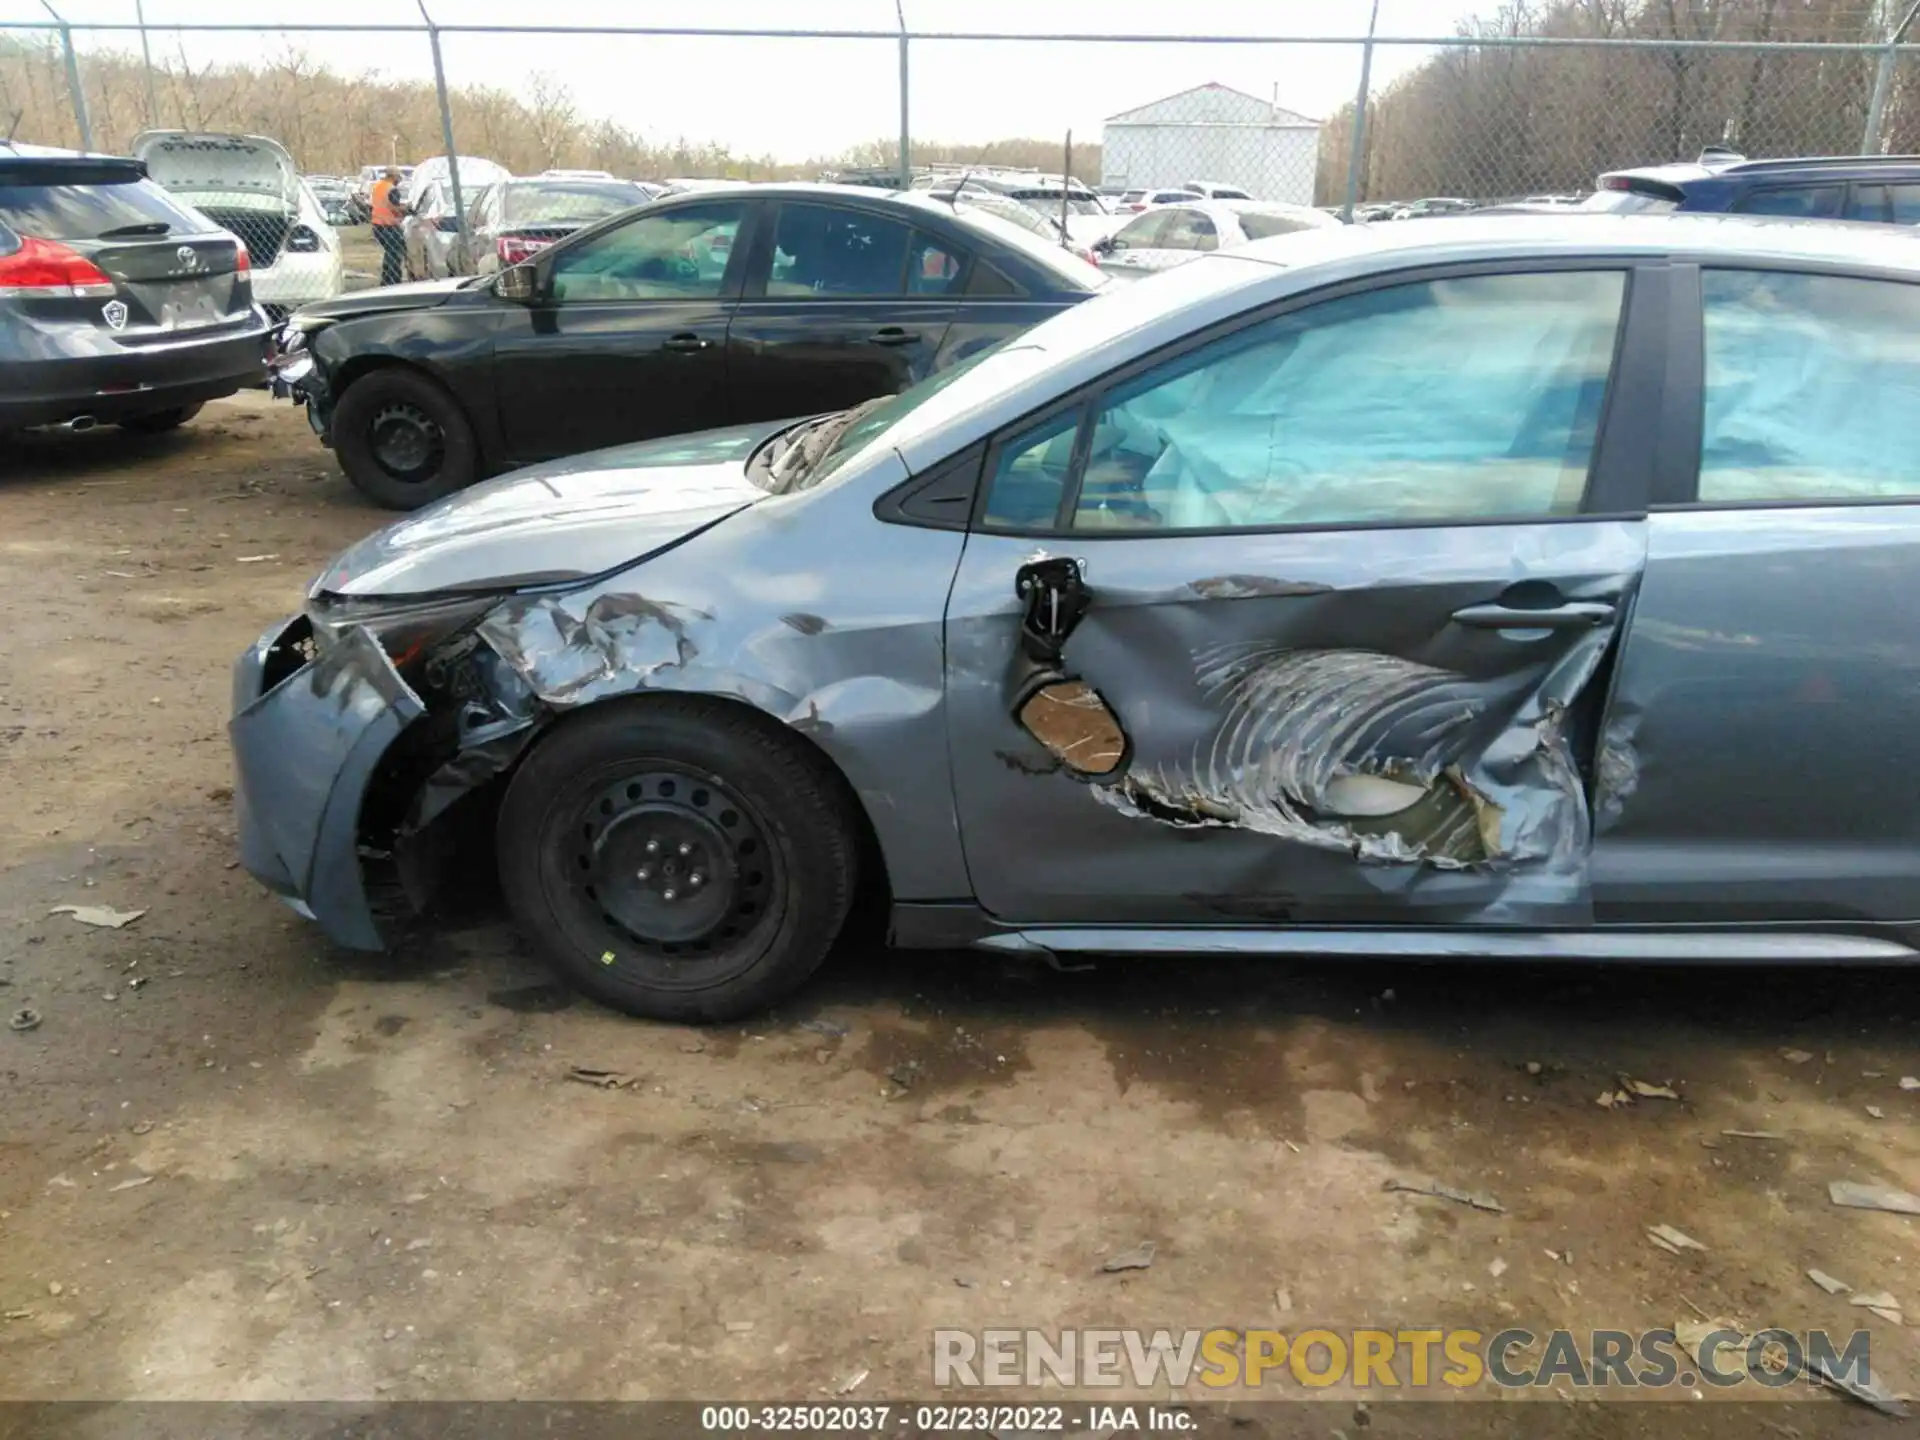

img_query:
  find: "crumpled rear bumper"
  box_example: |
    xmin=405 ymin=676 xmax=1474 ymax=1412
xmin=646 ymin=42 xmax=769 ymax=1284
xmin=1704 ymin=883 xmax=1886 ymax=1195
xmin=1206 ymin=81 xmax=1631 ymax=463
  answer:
xmin=229 ymin=615 xmax=423 ymax=950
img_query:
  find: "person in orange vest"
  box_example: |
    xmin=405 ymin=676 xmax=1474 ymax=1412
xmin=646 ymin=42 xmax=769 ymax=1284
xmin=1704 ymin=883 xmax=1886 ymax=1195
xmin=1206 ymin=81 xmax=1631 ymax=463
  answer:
xmin=369 ymin=168 xmax=405 ymax=286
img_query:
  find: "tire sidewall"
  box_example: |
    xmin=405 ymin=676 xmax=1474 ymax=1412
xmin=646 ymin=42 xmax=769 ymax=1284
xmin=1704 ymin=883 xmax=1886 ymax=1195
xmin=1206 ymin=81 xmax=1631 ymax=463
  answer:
xmin=334 ymin=369 xmax=479 ymax=509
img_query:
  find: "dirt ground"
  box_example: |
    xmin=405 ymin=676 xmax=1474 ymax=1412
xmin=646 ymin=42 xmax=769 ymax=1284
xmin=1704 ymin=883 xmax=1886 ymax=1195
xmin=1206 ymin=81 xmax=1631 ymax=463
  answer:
xmin=4 ymin=398 xmax=1920 ymax=1425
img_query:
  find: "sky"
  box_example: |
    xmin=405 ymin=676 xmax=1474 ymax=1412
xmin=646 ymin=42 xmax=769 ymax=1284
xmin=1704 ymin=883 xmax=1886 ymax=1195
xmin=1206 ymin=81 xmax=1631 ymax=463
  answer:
xmin=5 ymin=0 xmax=1491 ymax=160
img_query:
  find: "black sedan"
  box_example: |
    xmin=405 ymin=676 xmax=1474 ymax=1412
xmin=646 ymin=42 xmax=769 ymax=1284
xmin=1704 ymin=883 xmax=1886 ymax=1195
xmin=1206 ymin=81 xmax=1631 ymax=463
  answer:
xmin=278 ymin=183 xmax=1107 ymax=508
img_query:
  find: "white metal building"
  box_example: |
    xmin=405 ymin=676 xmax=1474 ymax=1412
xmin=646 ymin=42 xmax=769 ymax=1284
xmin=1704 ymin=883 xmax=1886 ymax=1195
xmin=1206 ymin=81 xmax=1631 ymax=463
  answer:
xmin=1101 ymin=83 xmax=1322 ymax=205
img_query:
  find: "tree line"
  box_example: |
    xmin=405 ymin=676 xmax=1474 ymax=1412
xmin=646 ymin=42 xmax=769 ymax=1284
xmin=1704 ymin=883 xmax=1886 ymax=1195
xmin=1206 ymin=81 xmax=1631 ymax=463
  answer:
xmin=0 ymin=34 xmax=1100 ymax=183
xmin=1314 ymin=0 xmax=1920 ymax=205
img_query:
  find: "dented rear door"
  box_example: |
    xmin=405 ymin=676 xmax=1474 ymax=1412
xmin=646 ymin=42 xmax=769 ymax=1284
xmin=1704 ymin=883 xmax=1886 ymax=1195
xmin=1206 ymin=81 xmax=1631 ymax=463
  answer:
xmin=945 ymin=262 xmax=1670 ymax=928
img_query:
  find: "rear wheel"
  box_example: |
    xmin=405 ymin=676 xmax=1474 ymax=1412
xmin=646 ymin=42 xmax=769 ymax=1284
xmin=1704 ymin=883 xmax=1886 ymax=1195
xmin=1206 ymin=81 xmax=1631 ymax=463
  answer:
xmin=117 ymin=403 xmax=203 ymax=434
xmin=496 ymin=697 xmax=859 ymax=1022
xmin=332 ymin=368 xmax=479 ymax=509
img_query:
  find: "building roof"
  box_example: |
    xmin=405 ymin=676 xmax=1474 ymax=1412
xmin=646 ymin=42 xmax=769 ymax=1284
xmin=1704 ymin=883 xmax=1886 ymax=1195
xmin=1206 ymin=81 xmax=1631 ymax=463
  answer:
xmin=1104 ymin=82 xmax=1319 ymax=129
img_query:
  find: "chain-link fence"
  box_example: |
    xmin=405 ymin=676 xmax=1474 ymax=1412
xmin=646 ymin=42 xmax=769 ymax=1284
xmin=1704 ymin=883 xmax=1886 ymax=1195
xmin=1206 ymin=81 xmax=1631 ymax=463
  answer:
xmin=3 ymin=6 xmax=1919 ymax=223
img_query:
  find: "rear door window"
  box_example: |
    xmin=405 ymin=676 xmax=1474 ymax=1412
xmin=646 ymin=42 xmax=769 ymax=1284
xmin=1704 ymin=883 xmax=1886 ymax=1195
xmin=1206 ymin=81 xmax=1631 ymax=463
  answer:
xmin=1240 ymin=211 xmax=1325 ymax=240
xmin=1840 ymin=182 xmax=1920 ymax=224
xmin=0 ymin=172 xmax=206 ymax=240
xmin=1698 ymin=268 xmax=1920 ymax=502
xmin=1736 ymin=185 xmax=1842 ymax=218
xmin=907 ymin=232 xmax=967 ymax=295
xmin=768 ymin=203 xmax=911 ymax=297
xmin=1160 ymin=210 xmax=1219 ymax=252
xmin=964 ymin=261 xmax=1019 ymax=297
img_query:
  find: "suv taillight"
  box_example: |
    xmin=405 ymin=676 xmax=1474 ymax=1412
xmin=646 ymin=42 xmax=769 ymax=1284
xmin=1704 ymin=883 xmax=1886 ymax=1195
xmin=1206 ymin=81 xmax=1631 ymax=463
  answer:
xmin=235 ymin=242 xmax=251 ymax=273
xmin=497 ymin=234 xmax=550 ymax=266
xmin=0 ymin=235 xmax=116 ymax=297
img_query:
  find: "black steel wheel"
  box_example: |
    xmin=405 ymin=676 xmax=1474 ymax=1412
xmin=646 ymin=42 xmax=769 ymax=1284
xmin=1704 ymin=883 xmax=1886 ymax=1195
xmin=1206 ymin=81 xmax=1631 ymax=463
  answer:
xmin=573 ymin=765 xmax=780 ymax=981
xmin=497 ymin=697 xmax=860 ymax=1022
xmin=333 ymin=367 xmax=480 ymax=509
xmin=366 ymin=400 xmax=445 ymax=482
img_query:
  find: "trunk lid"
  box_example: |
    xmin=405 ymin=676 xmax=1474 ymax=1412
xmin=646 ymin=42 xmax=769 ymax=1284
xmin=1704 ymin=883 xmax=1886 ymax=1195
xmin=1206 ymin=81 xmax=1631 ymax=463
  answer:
xmin=0 ymin=157 xmax=253 ymax=342
xmin=132 ymin=132 xmax=300 ymax=266
xmin=131 ymin=131 xmax=300 ymax=207
xmin=81 ymin=232 xmax=251 ymax=341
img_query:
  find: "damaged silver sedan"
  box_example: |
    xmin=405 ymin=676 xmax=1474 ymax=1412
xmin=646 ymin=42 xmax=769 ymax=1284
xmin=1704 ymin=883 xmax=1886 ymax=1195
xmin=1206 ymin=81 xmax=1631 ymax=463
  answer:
xmin=232 ymin=214 xmax=1920 ymax=1020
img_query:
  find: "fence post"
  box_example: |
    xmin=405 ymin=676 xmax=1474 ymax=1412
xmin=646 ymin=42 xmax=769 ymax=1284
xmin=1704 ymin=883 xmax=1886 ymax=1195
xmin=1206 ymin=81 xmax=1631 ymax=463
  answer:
xmin=1341 ymin=0 xmax=1381 ymax=221
xmin=134 ymin=0 xmax=159 ymax=127
xmin=40 ymin=1 xmax=92 ymax=151
xmin=896 ymin=0 xmax=910 ymax=186
xmin=1862 ymin=0 xmax=1920 ymax=153
xmin=418 ymin=1 xmax=468 ymax=268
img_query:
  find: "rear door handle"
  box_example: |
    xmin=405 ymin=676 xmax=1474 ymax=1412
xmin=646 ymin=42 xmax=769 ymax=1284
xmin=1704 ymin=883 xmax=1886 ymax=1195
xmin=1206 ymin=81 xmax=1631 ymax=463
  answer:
xmin=867 ymin=327 xmax=916 ymax=346
xmin=662 ymin=332 xmax=711 ymax=353
xmin=1452 ymin=601 xmax=1615 ymax=630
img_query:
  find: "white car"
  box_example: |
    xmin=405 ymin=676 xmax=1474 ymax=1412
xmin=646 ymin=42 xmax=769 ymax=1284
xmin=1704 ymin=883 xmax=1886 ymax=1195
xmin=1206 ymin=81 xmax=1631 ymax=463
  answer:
xmin=401 ymin=155 xmax=511 ymax=279
xmin=1092 ymin=199 xmax=1342 ymax=281
xmin=1182 ymin=181 xmax=1255 ymax=200
xmin=133 ymin=130 xmax=344 ymax=319
xmin=1109 ymin=187 xmax=1204 ymax=214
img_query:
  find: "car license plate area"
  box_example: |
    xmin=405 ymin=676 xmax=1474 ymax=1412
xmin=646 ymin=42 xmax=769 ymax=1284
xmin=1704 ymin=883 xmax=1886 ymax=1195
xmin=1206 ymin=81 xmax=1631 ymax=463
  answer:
xmin=157 ymin=278 xmax=232 ymax=333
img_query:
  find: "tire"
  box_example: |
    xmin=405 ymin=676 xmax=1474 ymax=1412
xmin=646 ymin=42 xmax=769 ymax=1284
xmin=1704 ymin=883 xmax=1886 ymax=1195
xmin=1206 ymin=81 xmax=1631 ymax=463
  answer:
xmin=496 ymin=697 xmax=860 ymax=1023
xmin=332 ymin=367 xmax=480 ymax=509
xmin=117 ymin=403 xmax=203 ymax=434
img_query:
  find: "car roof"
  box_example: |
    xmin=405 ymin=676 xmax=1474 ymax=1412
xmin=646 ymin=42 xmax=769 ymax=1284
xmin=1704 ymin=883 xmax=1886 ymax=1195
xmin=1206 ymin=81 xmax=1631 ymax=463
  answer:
xmin=1233 ymin=210 xmax=1920 ymax=272
xmin=1609 ymin=153 xmax=1920 ymax=188
xmin=0 ymin=141 xmax=146 ymax=177
xmin=504 ymin=174 xmax=646 ymax=187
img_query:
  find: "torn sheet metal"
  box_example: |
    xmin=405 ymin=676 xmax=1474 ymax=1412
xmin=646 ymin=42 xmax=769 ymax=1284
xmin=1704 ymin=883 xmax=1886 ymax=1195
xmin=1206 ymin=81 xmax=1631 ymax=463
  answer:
xmin=1097 ymin=631 xmax=1611 ymax=876
xmin=445 ymin=466 xmax=975 ymax=901
xmin=477 ymin=592 xmax=711 ymax=708
xmin=1100 ymin=648 xmax=1505 ymax=865
xmin=941 ymin=518 xmax=1646 ymax=927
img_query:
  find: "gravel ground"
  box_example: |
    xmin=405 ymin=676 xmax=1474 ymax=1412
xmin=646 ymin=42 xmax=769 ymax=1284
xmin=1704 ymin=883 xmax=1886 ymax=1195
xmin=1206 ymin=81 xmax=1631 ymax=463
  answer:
xmin=2 ymin=397 xmax=1919 ymax=1431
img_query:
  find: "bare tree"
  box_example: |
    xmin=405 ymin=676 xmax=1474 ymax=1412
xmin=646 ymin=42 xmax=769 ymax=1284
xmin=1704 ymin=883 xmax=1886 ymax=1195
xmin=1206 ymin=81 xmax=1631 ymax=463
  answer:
xmin=525 ymin=71 xmax=576 ymax=170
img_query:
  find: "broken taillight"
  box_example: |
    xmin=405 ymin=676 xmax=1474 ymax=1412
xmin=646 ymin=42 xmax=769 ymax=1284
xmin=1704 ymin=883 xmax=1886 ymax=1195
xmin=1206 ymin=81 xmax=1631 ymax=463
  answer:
xmin=497 ymin=233 xmax=552 ymax=267
xmin=0 ymin=235 xmax=116 ymax=297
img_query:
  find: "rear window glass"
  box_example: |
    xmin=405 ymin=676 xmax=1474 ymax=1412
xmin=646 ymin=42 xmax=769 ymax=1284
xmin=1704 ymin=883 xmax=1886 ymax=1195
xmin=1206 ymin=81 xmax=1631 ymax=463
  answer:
xmin=1736 ymin=185 xmax=1843 ymax=219
xmin=1007 ymin=189 xmax=1106 ymax=216
xmin=1240 ymin=212 xmax=1323 ymax=240
xmin=952 ymin=207 xmax=1104 ymax=292
xmin=0 ymin=172 xmax=208 ymax=240
xmin=503 ymin=182 xmax=650 ymax=225
xmin=1578 ymin=189 xmax=1678 ymax=215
